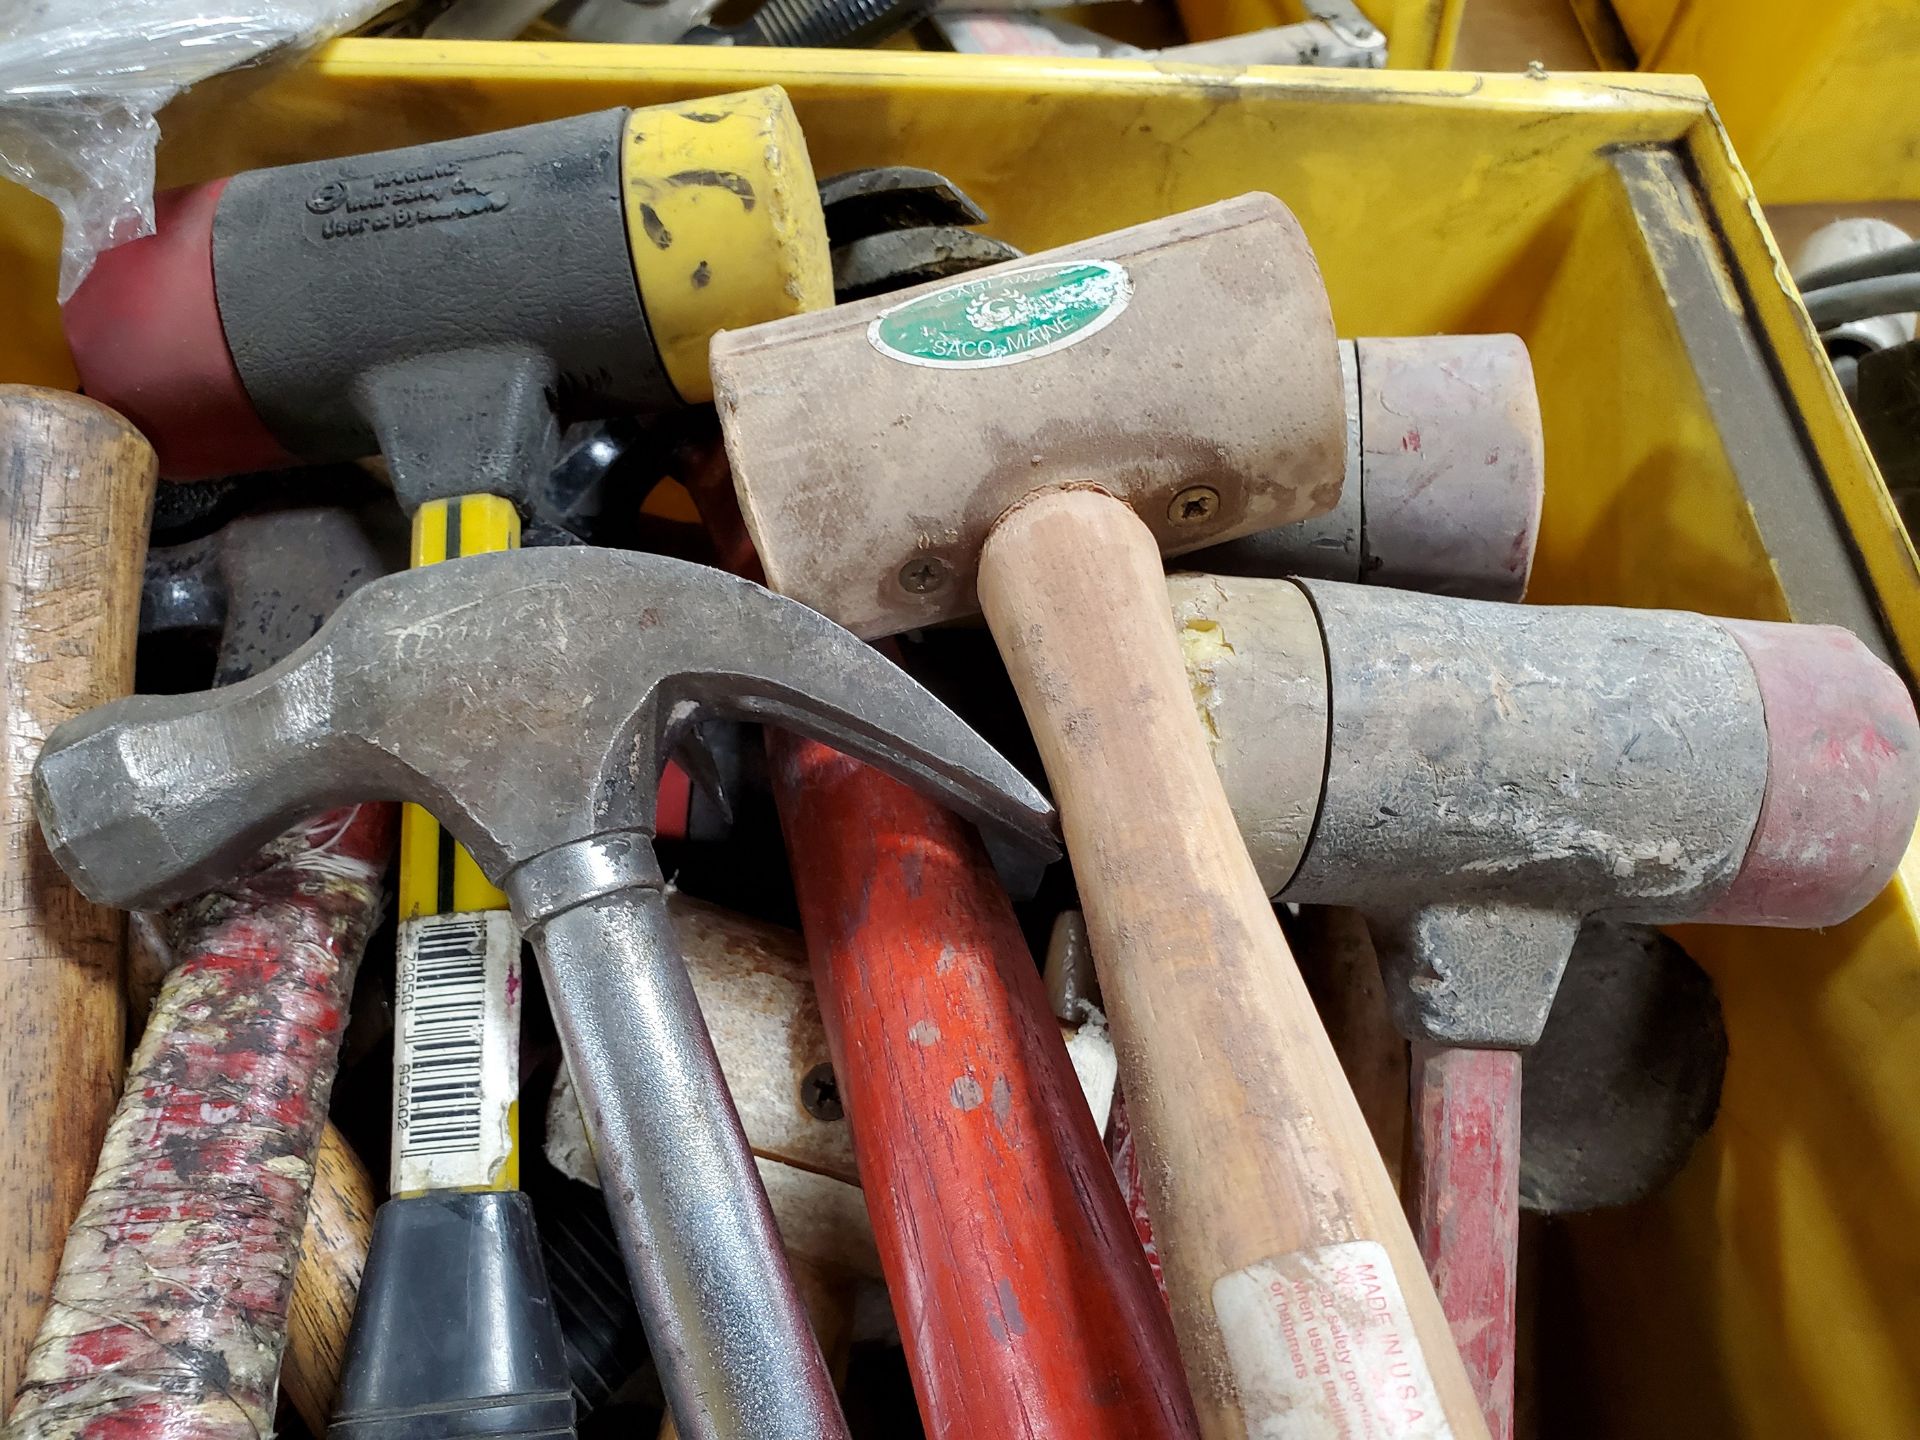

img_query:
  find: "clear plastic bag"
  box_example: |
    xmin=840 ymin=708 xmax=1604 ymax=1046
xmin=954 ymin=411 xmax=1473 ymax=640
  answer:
xmin=0 ymin=1 xmax=392 ymax=299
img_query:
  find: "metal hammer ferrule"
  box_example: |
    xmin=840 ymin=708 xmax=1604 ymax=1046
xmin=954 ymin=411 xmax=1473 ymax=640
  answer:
xmin=504 ymin=831 xmax=664 ymax=930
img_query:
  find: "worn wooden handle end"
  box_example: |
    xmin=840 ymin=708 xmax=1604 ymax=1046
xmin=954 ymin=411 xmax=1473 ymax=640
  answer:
xmin=1 ymin=387 xmax=157 ymax=1405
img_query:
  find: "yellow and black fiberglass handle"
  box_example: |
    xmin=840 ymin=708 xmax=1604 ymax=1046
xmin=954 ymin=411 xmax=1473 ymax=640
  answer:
xmin=319 ymin=89 xmax=834 ymax=1440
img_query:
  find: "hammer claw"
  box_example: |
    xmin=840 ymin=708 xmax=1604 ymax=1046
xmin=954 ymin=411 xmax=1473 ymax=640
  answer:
xmin=34 ymin=547 xmax=1056 ymax=911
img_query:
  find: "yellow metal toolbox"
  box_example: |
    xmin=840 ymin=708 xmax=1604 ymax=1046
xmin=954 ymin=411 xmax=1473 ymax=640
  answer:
xmin=1 ymin=44 xmax=1917 ymax=1436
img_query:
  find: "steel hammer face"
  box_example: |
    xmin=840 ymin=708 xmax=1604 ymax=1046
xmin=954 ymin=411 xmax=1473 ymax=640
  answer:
xmin=35 ymin=547 xmax=1055 ymax=915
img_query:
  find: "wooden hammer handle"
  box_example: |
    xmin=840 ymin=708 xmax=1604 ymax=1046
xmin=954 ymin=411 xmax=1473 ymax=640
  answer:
xmin=283 ymin=1121 xmax=378 ymax=1436
xmin=0 ymin=387 xmax=155 ymax=1407
xmin=978 ymin=486 xmax=1487 ymax=1440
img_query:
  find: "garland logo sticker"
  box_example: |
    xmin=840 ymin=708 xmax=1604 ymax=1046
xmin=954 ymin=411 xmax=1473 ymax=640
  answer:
xmin=868 ymin=260 xmax=1133 ymax=369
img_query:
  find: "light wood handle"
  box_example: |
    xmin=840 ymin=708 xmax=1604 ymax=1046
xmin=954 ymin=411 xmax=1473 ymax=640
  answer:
xmin=0 ymin=387 xmax=156 ymax=1406
xmin=283 ymin=1121 xmax=377 ymax=1435
xmin=978 ymin=486 xmax=1487 ymax=1440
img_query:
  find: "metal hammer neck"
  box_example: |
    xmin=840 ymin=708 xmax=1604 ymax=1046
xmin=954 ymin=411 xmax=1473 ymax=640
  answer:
xmin=504 ymin=831 xmax=663 ymax=930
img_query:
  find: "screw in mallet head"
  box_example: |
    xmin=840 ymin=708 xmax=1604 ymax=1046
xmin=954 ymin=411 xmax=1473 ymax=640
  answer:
xmin=799 ymin=1062 xmax=844 ymax=1122
xmin=1168 ymin=485 xmax=1221 ymax=525
xmin=899 ymin=555 xmax=950 ymax=593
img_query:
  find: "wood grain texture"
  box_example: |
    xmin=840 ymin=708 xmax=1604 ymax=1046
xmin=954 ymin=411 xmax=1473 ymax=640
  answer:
xmin=284 ymin=1122 xmax=376 ymax=1437
xmin=770 ymin=734 xmax=1199 ymax=1440
xmin=1409 ymin=1045 xmax=1522 ymax=1440
xmin=1288 ymin=907 xmax=1410 ymax=1193
xmin=0 ymin=388 xmax=155 ymax=1409
xmin=977 ymin=487 xmax=1487 ymax=1440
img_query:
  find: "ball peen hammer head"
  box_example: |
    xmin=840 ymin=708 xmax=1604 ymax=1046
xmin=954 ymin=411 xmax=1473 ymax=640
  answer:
xmin=35 ymin=548 xmax=1056 ymax=913
xmin=711 ymin=193 xmax=1346 ymax=638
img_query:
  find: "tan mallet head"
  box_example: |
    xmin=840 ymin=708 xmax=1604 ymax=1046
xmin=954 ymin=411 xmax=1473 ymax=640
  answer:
xmin=710 ymin=192 xmax=1347 ymax=636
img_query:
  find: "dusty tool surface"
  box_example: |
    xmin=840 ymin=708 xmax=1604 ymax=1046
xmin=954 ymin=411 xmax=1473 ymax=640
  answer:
xmin=0 ymin=389 xmax=156 ymax=1402
xmin=715 ymin=194 xmax=1345 ymax=638
xmin=1188 ymin=335 xmax=1544 ymax=600
xmin=716 ymin=197 xmax=1494 ymax=1440
xmin=1172 ymin=569 xmax=1920 ymax=1435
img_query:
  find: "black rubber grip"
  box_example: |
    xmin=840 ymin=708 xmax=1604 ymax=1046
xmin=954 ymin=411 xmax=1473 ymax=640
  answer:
xmin=330 ymin=1192 xmax=575 ymax=1440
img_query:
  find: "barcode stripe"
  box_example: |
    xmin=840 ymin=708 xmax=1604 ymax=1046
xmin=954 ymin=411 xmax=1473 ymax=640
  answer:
xmin=397 ymin=913 xmax=492 ymax=1168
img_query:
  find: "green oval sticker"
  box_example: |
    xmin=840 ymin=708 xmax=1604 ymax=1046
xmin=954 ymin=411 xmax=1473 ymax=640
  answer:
xmin=867 ymin=260 xmax=1133 ymax=370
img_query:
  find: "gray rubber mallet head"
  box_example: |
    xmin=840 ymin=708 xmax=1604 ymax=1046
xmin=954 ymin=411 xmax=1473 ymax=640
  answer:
xmin=1170 ymin=572 xmax=1920 ymax=1048
xmin=36 ymin=546 xmax=1057 ymax=914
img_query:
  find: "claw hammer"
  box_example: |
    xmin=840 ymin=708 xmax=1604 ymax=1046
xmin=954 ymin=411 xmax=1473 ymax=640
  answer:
xmin=60 ymin=91 xmax=834 ymax=1439
xmin=31 ymin=547 xmax=1058 ymax=1440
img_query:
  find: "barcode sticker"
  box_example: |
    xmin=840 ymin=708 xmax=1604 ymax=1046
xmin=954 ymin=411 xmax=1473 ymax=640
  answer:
xmin=1213 ymin=1240 xmax=1454 ymax=1439
xmin=392 ymin=911 xmax=520 ymax=1194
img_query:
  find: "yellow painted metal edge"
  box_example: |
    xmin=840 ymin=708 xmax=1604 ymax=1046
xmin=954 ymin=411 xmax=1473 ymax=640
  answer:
xmin=1658 ymin=100 xmax=1920 ymax=1438
xmin=293 ymin=38 xmax=1710 ymax=125
xmin=1384 ymin=0 xmax=1467 ymax=69
xmin=1678 ymin=107 xmax=1920 ymax=674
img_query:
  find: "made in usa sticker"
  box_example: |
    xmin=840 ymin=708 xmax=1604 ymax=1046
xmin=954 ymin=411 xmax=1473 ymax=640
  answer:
xmin=1213 ymin=1239 xmax=1455 ymax=1439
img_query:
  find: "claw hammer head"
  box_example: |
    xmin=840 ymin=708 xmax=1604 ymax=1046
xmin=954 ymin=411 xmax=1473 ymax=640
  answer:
xmin=36 ymin=548 xmax=1057 ymax=915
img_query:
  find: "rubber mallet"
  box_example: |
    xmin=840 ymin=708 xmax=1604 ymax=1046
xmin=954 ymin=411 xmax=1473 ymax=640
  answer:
xmin=1170 ymin=571 xmax=1920 ymax=1437
xmin=712 ymin=195 xmax=1491 ymax=1438
xmin=1189 ymin=333 xmax=1544 ymax=600
xmin=0 ymin=389 xmax=155 ymax=1403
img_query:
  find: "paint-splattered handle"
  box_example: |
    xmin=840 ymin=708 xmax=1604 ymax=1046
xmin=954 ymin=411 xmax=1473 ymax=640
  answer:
xmin=7 ymin=804 xmax=393 ymax=1440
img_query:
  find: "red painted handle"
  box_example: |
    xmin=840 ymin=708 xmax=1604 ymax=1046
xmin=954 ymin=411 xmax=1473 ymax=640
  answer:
xmin=769 ymin=735 xmax=1198 ymax=1440
xmin=1408 ymin=1044 xmax=1521 ymax=1440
